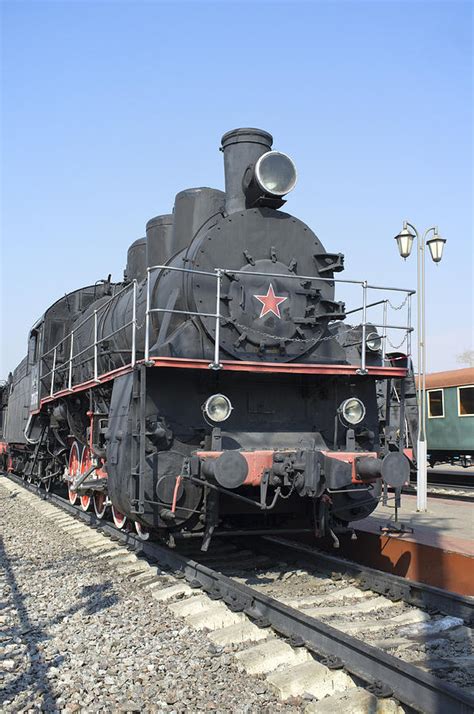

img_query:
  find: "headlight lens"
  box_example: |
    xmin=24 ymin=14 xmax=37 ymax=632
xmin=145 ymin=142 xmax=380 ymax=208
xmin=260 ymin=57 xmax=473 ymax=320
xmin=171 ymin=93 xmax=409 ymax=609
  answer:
xmin=366 ymin=331 xmax=382 ymax=352
xmin=203 ymin=394 xmax=233 ymax=423
xmin=340 ymin=398 xmax=365 ymax=425
xmin=254 ymin=151 xmax=297 ymax=197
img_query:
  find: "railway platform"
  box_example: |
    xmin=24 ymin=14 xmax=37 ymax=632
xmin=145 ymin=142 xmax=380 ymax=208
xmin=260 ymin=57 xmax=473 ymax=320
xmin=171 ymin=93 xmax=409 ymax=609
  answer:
xmin=334 ymin=494 xmax=474 ymax=596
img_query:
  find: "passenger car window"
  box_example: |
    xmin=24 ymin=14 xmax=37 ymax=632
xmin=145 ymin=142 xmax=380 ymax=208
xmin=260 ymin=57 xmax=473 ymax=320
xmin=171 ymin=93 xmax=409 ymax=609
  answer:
xmin=428 ymin=389 xmax=444 ymax=418
xmin=458 ymin=386 xmax=474 ymax=416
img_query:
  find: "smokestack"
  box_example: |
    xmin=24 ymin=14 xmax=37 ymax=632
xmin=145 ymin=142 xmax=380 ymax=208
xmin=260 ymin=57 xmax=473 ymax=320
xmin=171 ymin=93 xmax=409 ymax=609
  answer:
xmin=221 ymin=128 xmax=273 ymax=214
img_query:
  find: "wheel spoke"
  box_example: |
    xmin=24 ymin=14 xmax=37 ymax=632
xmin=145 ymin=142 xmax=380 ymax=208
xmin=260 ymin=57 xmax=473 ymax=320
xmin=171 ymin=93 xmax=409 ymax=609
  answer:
xmin=67 ymin=442 xmax=82 ymax=505
xmin=93 ymin=492 xmax=107 ymax=519
xmin=78 ymin=445 xmax=93 ymax=511
xmin=112 ymin=505 xmax=127 ymax=529
xmin=134 ymin=521 xmax=150 ymax=540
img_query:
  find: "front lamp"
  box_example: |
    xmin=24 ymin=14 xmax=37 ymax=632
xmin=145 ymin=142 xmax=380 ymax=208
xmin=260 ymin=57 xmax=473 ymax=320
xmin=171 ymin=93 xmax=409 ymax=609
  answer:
xmin=339 ymin=398 xmax=366 ymax=425
xmin=202 ymin=394 xmax=233 ymax=423
xmin=366 ymin=331 xmax=382 ymax=352
xmin=254 ymin=151 xmax=297 ymax=197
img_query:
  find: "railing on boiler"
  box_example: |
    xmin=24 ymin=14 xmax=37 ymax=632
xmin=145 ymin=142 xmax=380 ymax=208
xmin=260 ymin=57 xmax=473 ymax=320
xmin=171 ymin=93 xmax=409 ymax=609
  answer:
xmin=144 ymin=265 xmax=415 ymax=374
xmin=38 ymin=265 xmax=415 ymax=402
xmin=40 ymin=280 xmax=138 ymax=399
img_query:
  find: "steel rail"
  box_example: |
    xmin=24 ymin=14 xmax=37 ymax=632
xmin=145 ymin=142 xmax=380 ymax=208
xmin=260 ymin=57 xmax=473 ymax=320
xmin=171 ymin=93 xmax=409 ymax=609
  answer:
xmin=3 ymin=471 xmax=473 ymax=714
xmin=404 ymin=483 xmax=474 ymax=502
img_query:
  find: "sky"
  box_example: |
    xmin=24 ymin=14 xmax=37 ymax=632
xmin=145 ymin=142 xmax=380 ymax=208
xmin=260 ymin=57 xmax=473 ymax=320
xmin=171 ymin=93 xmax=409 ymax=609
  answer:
xmin=1 ymin=0 xmax=472 ymax=379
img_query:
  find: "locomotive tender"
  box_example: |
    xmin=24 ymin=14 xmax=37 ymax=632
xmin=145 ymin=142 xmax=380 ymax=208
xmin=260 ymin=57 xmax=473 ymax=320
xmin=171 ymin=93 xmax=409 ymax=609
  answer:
xmin=0 ymin=128 xmax=414 ymax=548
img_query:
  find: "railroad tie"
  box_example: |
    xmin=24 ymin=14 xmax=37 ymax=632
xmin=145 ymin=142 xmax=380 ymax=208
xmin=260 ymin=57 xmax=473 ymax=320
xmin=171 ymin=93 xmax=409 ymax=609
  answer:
xmin=304 ymin=686 xmax=403 ymax=713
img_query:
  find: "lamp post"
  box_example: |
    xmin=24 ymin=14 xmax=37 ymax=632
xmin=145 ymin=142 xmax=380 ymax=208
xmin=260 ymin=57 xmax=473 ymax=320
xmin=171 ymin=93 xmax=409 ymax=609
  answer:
xmin=394 ymin=221 xmax=446 ymax=511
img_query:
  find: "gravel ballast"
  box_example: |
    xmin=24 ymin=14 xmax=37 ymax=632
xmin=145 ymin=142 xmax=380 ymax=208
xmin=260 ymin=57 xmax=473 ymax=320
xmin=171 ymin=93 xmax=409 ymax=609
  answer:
xmin=0 ymin=482 xmax=301 ymax=712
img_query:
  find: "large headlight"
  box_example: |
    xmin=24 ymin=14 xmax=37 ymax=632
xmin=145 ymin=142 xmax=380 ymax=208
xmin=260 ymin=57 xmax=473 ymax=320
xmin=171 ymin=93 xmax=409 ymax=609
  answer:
xmin=366 ymin=331 xmax=382 ymax=352
xmin=339 ymin=398 xmax=365 ymax=425
xmin=254 ymin=151 xmax=297 ymax=197
xmin=203 ymin=394 xmax=233 ymax=423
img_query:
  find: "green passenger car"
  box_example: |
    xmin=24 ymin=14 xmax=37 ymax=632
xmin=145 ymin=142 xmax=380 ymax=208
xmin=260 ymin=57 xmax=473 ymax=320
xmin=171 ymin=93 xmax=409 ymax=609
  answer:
xmin=425 ymin=368 xmax=474 ymax=467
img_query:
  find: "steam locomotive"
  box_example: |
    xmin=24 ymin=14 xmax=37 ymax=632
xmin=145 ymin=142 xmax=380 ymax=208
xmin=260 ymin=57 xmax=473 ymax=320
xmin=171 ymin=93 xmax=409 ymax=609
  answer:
xmin=0 ymin=128 xmax=414 ymax=548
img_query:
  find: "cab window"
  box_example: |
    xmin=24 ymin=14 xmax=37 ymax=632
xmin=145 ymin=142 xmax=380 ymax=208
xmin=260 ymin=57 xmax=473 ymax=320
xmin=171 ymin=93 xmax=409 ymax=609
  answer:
xmin=458 ymin=386 xmax=474 ymax=416
xmin=428 ymin=389 xmax=444 ymax=418
xmin=28 ymin=331 xmax=38 ymax=365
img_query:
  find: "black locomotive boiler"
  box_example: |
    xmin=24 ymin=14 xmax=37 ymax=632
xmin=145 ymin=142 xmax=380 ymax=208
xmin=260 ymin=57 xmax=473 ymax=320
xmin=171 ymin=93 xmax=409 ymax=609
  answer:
xmin=0 ymin=128 xmax=414 ymax=548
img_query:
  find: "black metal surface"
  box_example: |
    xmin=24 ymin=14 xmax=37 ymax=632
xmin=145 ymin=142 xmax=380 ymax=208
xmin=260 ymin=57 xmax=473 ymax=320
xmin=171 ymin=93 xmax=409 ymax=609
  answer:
xmin=184 ymin=208 xmax=343 ymax=362
xmin=2 ymin=126 xmax=411 ymax=545
xmin=4 ymin=472 xmax=473 ymax=714
xmin=174 ymin=528 xmax=314 ymax=539
xmin=221 ymin=128 xmax=273 ymax=214
xmin=145 ymin=214 xmax=174 ymax=269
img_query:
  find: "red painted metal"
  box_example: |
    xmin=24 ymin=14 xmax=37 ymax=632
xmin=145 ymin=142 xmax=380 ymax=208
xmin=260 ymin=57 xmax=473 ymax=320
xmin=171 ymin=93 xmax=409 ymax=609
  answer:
xmin=79 ymin=446 xmax=92 ymax=512
xmin=197 ymin=449 xmax=380 ymax=487
xmin=403 ymin=447 xmax=414 ymax=461
xmin=317 ymin=530 xmax=474 ymax=597
xmin=93 ymin=458 xmax=108 ymax=519
xmin=171 ymin=475 xmax=183 ymax=513
xmin=241 ymin=450 xmax=275 ymax=486
xmin=322 ymin=450 xmax=378 ymax=483
xmin=148 ymin=356 xmax=407 ymax=377
xmin=68 ymin=442 xmax=81 ymax=506
xmin=197 ymin=449 xmax=276 ymax=486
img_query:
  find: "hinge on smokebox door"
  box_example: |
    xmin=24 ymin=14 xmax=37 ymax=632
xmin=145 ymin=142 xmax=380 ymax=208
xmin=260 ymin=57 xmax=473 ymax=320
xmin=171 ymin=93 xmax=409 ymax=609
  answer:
xmin=313 ymin=252 xmax=345 ymax=274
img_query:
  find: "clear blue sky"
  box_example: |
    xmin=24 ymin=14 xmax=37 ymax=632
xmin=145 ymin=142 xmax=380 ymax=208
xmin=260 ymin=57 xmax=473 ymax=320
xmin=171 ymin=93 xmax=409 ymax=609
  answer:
xmin=1 ymin=0 xmax=472 ymax=378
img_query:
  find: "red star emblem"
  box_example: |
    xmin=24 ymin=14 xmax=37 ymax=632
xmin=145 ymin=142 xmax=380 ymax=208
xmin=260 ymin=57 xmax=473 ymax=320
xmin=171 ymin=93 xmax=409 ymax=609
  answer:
xmin=254 ymin=283 xmax=288 ymax=319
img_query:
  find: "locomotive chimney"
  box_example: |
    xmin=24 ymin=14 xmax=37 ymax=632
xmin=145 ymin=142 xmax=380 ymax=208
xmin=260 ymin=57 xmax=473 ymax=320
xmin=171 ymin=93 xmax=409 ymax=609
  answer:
xmin=221 ymin=128 xmax=273 ymax=214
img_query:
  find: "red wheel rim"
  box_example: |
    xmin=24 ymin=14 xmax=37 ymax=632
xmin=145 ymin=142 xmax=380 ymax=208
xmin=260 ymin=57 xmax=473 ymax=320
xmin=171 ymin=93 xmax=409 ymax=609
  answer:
xmin=112 ymin=505 xmax=127 ymax=529
xmin=68 ymin=442 xmax=81 ymax=505
xmin=134 ymin=521 xmax=150 ymax=541
xmin=93 ymin=458 xmax=108 ymax=519
xmin=79 ymin=446 xmax=92 ymax=511
xmin=93 ymin=492 xmax=107 ymax=519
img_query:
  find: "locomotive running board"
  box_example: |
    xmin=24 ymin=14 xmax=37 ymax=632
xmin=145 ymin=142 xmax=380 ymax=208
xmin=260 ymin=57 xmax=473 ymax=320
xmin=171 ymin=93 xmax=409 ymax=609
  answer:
xmin=147 ymin=356 xmax=408 ymax=378
xmin=30 ymin=356 xmax=407 ymax=416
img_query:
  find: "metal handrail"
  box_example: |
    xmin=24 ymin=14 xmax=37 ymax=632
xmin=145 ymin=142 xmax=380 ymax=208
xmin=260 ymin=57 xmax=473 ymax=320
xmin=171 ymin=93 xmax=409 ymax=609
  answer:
xmin=144 ymin=264 xmax=222 ymax=367
xmin=41 ymin=281 xmax=136 ymax=360
xmin=144 ymin=264 xmax=413 ymax=371
xmin=44 ymin=280 xmax=138 ymax=397
xmin=219 ymin=267 xmax=416 ymax=295
xmin=345 ymin=299 xmax=387 ymax=316
xmin=40 ymin=263 xmax=413 ymax=400
xmin=219 ymin=267 xmax=365 ymax=285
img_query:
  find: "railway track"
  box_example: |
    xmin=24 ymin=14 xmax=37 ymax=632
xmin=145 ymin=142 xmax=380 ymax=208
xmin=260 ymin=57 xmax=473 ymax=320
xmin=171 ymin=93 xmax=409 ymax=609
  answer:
xmin=403 ymin=468 xmax=474 ymax=501
xmin=2 ymin=471 xmax=473 ymax=714
xmin=405 ymin=483 xmax=474 ymax=501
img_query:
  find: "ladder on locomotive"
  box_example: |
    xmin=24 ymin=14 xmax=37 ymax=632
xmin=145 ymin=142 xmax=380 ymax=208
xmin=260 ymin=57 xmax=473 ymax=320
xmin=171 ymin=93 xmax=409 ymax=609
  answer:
xmin=130 ymin=365 xmax=146 ymax=515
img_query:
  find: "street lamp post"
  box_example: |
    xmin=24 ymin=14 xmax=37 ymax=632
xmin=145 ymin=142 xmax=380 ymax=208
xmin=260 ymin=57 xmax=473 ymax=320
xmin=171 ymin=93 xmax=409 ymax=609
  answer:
xmin=394 ymin=221 xmax=446 ymax=512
